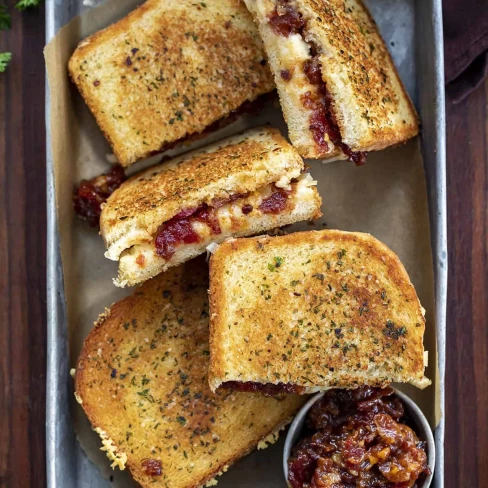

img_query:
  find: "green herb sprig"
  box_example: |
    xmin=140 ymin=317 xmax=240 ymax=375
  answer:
xmin=15 ymin=0 xmax=43 ymax=11
xmin=0 ymin=0 xmax=43 ymax=74
xmin=0 ymin=52 xmax=12 ymax=73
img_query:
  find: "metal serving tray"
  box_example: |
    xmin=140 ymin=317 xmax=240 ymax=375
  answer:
xmin=46 ymin=1 xmax=446 ymax=486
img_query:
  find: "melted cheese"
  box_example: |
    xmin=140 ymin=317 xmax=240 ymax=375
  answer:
xmin=203 ymin=465 xmax=229 ymax=487
xmin=94 ymin=427 xmax=128 ymax=470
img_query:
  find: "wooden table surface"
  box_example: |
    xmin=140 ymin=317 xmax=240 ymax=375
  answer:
xmin=0 ymin=3 xmax=487 ymax=487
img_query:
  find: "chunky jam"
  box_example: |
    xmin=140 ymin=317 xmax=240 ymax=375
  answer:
xmin=268 ymin=2 xmax=366 ymax=165
xmin=155 ymin=185 xmax=294 ymax=260
xmin=221 ymin=381 xmax=304 ymax=396
xmin=288 ymin=387 xmax=429 ymax=488
xmin=73 ymin=164 xmax=126 ymax=227
xmin=302 ymin=90 xmax=341 ymax=155
xmin=303 ymin=58 xmax=322 ymax=85
xmin=281 ymin=69 xmax=293 ymax=81
xmin=302 ymin=55 xmax=366 ymax=166
xmin=269 ymin=2 xmax=305 ymax=36
xmin=259 ymin=185 xmax=292 ymax=214
xmin=242 ymin=203 xmax=254 ymax=214
xmin=194 ymin=206 xmax=222 ymax=234
xmin=155 ymin=205 xmax=216 ymax=260
xmin=141 ymin=459 xmax=162 ymax=476
xmin=154 ymin=193 xmax=248 ymax=260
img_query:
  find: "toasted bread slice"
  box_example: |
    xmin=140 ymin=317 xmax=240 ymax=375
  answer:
xmin=243 ymin=0 xmax=419 ymax=162
xmin=75 ymin=258 xmax=305 ymax=488
xmin=100 ymin=127 xmax=322 ymax=287
xmin=68 ymin=0 xmax=274 ymax=167
xmin=208 ymin=230 xmax=430 ymax=393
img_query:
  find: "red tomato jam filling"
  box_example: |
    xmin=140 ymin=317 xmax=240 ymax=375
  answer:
xmin=288 ymin=387 xmax=430 ymax=488
xmin=221 ymin=381 xmax=305 ymax=396
xmin=155 ymin=184 xmax=291 ymax=260
xmin=269 ymin=2 xmax=305 ymax=36
xmin=155 ymin=186 xmax=293 ymax=259
xmin=268 ymin=2 xmax=366 ymax=165
xmin=155 ymin=185 xmax=295 ymax=260
xmin=73 ymin=164 xmax=126 ymax=227
xmin=155 ymin=216 xmax=201 ymax=260
xmin=259 ymin=185 xmax=292 ymax=214
xmin=141 ymin=459 xmax=162 ymax=476
xmin=242 ymin=203 xmax=254 ymax=214
xmin=302 ymin=55 xmax=366 ymax=166
xmin=155 ymin=205 xmax=217 ymax=260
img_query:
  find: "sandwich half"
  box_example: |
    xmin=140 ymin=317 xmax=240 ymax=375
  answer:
xmin=68 ymin=0 xmax=274 ymax=167
xmin=100 ymin=127 xmax=322 ymax=287
xmin=243 ymin=0 xmax=419 ymax=164
xmin=208 ymin=230 xmax=431 ymax=393
xmin=75 ymin=258 xmax=305 ymax=488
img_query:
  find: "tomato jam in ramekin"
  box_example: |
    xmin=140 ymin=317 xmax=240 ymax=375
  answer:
xmin=287 ymin=387 xmax=430 ymax=488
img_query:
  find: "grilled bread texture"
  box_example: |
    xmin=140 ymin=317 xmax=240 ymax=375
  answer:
xmin=75 ymin=258 xmax=305 ymax=488
xmin=208 ymin=230 xmax=430 ymax=392
xmin=68 ymin=0 xmax=274 ymax=167
xmin=243 ymin=0 xmax=419 ymax=160
xmin=100 ymin=127 xmax=322 ymax=287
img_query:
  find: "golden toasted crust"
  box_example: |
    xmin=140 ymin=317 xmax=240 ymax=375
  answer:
xmin=68 ymin=0 xmax=274 ymax=166
xmin=100 ymin=127 xmax=306 ymax=259
xmin=75 ymin=258 xmax=305 ymax=488
xmin=243 ymin=0 xmax=418 ymax=158
xmin=208 ymin=231 xmax=430 ymax=391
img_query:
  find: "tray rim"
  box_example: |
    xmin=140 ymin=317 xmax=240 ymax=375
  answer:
xmin=45 ymin=1 xmax=447 ymax=486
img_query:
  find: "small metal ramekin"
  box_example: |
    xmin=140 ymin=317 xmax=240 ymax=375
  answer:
xmin=283 ymin=388 xmax=435 ymax=487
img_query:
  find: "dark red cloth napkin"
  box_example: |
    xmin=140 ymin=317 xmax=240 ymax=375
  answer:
xmin=444 ymin=0 xmax=488 ymax=103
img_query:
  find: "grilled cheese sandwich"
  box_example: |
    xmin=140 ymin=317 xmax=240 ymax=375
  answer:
xmin=243 ymin=0 xmax=419 ymax=164
xmin=68 ymin=0 xmax=275 ymax=166
xmin=208 ymin=230 xmax=431 ymax=393
xmin=100 ymin=127 xmax=322 ymax=287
